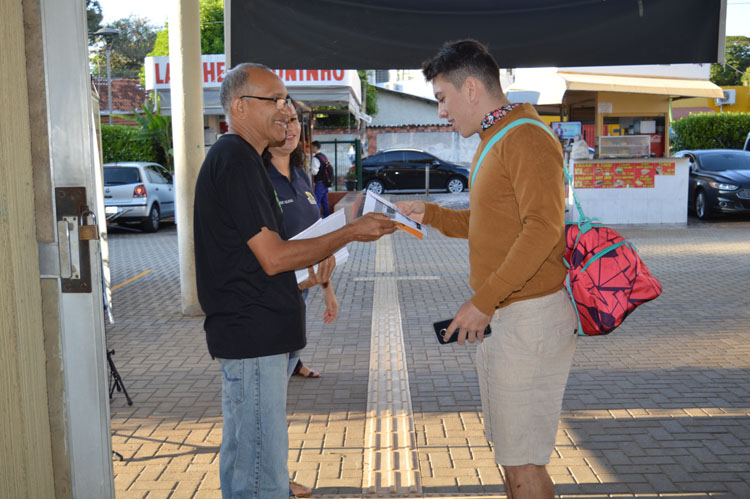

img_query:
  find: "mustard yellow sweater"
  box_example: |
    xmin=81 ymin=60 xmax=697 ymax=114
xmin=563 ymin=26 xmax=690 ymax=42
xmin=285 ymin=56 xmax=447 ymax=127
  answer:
xmin=424 ymin=103 xmax=567 ymax=316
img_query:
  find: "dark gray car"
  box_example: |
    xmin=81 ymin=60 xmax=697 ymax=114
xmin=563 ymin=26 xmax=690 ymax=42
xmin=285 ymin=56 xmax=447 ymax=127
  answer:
xmin=674 ymin=150 xmax=750 ymax=219
xmin=361 ymin=149 xmax=469 ymax=194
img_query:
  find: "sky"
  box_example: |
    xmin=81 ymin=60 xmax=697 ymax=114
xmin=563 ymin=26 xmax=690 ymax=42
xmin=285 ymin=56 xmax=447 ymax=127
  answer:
xmin=726 ymin=2 xmax=750 ymax=37
xmin=98 ymin=0 xmax=750 ymax=38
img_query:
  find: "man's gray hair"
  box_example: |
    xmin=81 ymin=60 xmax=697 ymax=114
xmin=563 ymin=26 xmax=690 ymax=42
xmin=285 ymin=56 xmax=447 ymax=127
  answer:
xmin=219 ymin=62 xmax=272 ymax=115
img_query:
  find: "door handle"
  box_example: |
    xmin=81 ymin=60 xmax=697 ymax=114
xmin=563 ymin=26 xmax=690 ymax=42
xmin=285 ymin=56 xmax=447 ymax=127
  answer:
xmin=57 ymin=219 xmax=73 ymax=279
xmin=61 ymin=216 xmax=80 ymax=280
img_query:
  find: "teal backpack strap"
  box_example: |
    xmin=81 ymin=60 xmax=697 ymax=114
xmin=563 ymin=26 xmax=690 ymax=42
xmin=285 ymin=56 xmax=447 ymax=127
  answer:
xmin=564 ymin=273 xmax=585 ymax=336
xmin=470 ymin=118 xmax=558 ymax=189
xmin=562 ymin=162 xmax=587 ymax=222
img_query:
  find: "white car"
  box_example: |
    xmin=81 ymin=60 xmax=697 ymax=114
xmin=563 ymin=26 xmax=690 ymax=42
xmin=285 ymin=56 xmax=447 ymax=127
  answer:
xmin=103 ymin=162 xmax=175 ymax=232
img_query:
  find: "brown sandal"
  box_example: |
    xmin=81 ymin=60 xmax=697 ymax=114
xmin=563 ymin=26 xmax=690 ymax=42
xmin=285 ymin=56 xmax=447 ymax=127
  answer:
xmin=292 ymin=363 xmax=321 ymax=378
xmin=290 ymin=480 xmax=312 ymax=497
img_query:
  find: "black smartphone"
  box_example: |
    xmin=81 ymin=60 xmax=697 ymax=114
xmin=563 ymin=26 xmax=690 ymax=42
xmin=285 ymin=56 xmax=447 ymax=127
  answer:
xmin=433 ymin=319 xmax=492 ymax=345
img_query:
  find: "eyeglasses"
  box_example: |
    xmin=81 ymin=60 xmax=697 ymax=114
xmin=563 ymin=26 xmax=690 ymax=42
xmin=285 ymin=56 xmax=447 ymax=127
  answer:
xmin=239 ymin=95 xmax=291 ymax=110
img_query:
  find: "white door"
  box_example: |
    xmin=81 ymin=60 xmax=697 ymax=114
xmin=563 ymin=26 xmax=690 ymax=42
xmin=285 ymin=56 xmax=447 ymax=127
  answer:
xmin=39 ymin=0 xmax=114 ymax=496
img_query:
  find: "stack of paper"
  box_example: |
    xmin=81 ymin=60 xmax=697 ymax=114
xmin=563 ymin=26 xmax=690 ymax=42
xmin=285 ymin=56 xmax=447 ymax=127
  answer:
xmin=290 ymin=210 xmax=349 ymax=283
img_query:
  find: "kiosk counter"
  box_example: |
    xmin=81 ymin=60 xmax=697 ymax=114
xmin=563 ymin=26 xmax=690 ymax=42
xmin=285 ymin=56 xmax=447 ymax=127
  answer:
xmin=567 ymin=157 xmax=690 ymax=225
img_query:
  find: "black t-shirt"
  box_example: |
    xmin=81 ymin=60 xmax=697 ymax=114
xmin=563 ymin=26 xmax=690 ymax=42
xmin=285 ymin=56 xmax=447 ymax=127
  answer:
xmin=268 ymin=163 xmax=321 ymax=238
xmin=193 ymin=134 xmax=305 ymax=359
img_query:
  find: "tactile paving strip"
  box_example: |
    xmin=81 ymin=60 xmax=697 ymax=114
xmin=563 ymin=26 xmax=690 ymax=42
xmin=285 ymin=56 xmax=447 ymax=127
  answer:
xmin=363 ymin=235 xmax=421 ymax=496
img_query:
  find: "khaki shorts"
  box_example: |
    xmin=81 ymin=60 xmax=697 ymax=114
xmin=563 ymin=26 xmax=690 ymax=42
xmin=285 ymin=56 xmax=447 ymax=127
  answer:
xmin=476 ymin=288 xmax=578 ymax=466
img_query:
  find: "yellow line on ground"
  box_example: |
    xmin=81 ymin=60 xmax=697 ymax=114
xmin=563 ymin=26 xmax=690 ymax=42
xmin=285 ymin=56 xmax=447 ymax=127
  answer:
xmin=111 ymin=270 xmax=152 ymax=291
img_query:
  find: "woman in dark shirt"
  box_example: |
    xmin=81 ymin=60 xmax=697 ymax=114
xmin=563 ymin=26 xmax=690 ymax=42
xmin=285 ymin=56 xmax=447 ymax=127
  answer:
xmin=262 ymin=109 xmax=339 ymax=381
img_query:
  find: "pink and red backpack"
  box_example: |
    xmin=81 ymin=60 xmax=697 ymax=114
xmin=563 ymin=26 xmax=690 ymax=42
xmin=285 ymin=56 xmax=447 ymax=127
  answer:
xmin=473 ymin=118 xmax=662 ymax=336
xmin=563 ymin=217 xmax=662 ymax=336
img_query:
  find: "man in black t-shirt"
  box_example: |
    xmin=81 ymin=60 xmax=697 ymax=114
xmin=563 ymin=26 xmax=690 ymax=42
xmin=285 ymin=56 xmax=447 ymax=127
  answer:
xmin=193 ymin=63 xmax=395 ymax=499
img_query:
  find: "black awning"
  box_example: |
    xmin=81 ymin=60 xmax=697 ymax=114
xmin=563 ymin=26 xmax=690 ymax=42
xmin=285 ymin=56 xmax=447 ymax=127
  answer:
xmin=229 ymin=0 xmax=724 ymax=69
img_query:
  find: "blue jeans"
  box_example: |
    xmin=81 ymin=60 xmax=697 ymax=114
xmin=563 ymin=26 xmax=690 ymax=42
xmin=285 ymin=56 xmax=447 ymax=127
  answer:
xmin=219 ymin=355 xmax=289 ymax=498
xmin=314 ymin=182 xmax=329 ymax=217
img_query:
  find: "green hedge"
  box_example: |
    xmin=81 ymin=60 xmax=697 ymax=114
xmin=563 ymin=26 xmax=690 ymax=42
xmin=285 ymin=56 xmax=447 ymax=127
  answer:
xmin=671 ymin=112 xmax=750 ymax=152
xmin=101 ymin=125 xmax=161 ymax=164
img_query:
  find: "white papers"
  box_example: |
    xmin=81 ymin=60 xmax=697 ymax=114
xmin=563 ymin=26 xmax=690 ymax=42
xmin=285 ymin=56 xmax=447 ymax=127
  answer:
xmin=290 ymin=209 xmax=349 ymax=284
xmin=362 ymin=190 xmax=426 ymax=239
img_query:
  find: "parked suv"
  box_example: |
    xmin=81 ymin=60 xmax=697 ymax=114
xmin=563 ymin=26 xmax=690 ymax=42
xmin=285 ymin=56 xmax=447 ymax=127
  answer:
xmin=359 ymin=149 xmax=469 ymax=194
xmin=103 ymin=162 xmax=175 ymax=232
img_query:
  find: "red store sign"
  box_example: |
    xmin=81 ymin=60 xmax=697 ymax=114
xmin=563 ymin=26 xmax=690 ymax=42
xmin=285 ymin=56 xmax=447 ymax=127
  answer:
xmin=145 ymin=55 xmax=357 ymax=91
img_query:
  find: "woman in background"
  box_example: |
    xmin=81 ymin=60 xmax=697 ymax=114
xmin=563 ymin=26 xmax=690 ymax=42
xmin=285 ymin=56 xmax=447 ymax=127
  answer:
xmin=262 ymin=107 xmax=339 ymax=378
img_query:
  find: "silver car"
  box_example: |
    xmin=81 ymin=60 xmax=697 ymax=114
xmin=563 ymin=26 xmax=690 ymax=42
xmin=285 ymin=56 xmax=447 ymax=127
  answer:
xmin=103 ymin=162 xmax=175 ymax=232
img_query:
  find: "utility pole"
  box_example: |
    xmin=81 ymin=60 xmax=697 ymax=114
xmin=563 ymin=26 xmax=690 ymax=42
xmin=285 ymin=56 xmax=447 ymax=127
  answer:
xmin=95 ymin=27 xmax=119 ymax=125
xmin=358 ymin=72 xmax=368 ymax=189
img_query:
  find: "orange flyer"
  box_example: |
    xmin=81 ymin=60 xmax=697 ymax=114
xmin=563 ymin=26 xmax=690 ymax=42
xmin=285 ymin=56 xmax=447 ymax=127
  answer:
xmin=362 ymin=190 xmax=426 ymax=239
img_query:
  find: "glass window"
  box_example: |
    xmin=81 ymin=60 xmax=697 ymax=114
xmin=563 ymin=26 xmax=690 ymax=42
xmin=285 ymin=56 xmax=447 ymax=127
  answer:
xmin=157 ymin=166 xmax=173 ymax=184
xmin=692 ymin=155 xmax=698 ymax=172
xmin=103 ymin=167 xmax=141 ymax=185
xmin=378 ymin=151 xmax=404 ymax=163
xmin=404 ymin=151 xmax=433 ymax=165
xmin=375 ymin=70 xmax=389 ymax=83
xmin=698 ymin=151 xmax=750 ymax=172
xmin=146 ymin=165 xmax=168 ymax=184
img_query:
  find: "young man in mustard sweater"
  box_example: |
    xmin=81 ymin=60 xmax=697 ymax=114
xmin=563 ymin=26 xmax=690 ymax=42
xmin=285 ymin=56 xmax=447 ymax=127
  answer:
xmin=396 ymin=40 xmax=578 ymax=499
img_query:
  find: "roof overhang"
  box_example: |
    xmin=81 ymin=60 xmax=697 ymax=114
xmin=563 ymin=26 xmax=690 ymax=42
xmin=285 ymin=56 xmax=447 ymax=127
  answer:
xmin=506 ymin=68 xmax=724 ymax=106
xmin=273 ymin=70 xmax=363 ymax=117
xmin=227 ymin=0 xmax=727 ymax=69
xmin=558 ymin=72 xmax=725 ymax=99
xmin=157 ymin=86 xmax=362 ymax=117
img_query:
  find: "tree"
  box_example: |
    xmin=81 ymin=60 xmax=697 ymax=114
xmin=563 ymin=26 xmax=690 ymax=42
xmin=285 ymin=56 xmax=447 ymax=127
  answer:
xmin=86 ymin=0 xmax=103 ymax=42
xmin=149 ymin=0 xmax=224 ymax=56
xmin=360 ymin=70 xmax=378 ymax=117
xmin=671 ymin=112 xmax=750 ymax=152
xmin=130 ymin=96 xmax=173 ymax=170
xmin=101 ymin=124 xmax=162 ymax=164
xmin=92 ymin=16 xmax=158 ymax=78
xmin=710 ymin=36 xmax=750 ymax=86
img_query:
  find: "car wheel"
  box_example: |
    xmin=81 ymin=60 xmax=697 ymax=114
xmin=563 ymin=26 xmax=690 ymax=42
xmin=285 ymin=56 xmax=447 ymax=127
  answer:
xmin=141 ymin=204 xmax=160 ymax=232
xmin=446 ymin=176 xmax=466 ymax=193
xmin=694 ymin=190 xmax=711 ymax=220
xmin=365 ymin=179 xmax=384 ymax=195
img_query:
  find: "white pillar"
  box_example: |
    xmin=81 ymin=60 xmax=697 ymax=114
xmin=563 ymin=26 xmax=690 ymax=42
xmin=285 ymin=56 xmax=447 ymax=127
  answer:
xmin=169 ymin=0 xmax=204 ymax=315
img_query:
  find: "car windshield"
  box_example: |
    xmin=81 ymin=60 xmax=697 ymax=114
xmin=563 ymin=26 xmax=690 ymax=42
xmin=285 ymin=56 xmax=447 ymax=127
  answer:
xmin=698 ymin=151 xmax=750 ymax=172
xmin=104 ymin=167 xmax=141 ymax=185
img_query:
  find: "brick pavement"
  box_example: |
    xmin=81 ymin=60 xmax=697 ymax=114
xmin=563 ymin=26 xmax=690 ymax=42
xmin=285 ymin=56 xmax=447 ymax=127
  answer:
xmin=106 ymin=195 xmax=750 ymax=498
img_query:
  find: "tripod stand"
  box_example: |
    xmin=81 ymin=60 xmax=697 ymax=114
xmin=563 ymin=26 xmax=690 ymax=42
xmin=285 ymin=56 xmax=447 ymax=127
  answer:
xmin=107 ymin=349 xmax=133 ymax=406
